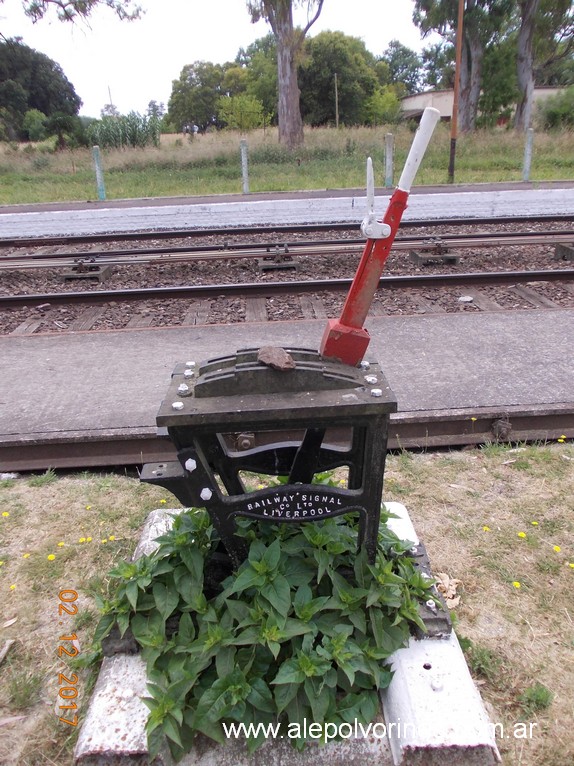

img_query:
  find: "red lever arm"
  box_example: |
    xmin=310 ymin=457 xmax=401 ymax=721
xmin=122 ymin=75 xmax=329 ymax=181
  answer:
xmin=319 ymin=107 xmax=440 ymax=366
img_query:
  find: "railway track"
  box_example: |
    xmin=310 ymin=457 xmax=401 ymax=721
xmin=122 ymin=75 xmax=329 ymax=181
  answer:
xmin=2 ymin=269 xmax=573 ymax=336
xmin=1 ymin=218 xmax=573 ymax=336
xmin=2 ymin=216 xmax=573 ymax=470
xmin=2 ymin=226 xmax=574 ymax=271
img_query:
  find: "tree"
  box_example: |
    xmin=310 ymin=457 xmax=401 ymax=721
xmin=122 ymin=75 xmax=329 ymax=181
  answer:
xmin=237 ymin=35 xmax=278 ymax=123
xmin=22 ymin=108 xmax=47 ymax=140
xmin=0 ymin=38 xmax=81 ymax=139
xmin=514 ymin=0 xmax=541 ymax=130
xmin=380 ymin=40 xmax=424 ymax=94
xmin=533 ymin=0 xmax=574 ymax=85
xmin=421 ymin=41 xmax=455 ymax=89
xmin=17 ymin=0 xmax=141 ymax=22
xmin=414 ymin=0 xmax=513 ymax=131
xmin=246 ymin=0 xmax=325 ymax=149
xmin=298 ymin=31 xmax=378 ymax=126
xmin=168 ymin=61 xmax=227 ymax=132
xmin=218 ymin=93 xmax=266 ymax=130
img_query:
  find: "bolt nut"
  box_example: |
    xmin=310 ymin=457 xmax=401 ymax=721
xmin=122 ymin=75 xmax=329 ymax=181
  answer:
xmin=184 ymin=368 xmax=195 ymax=379
xmin=365 ymin=375 xmax=378 ymax=385
xmin=185 ymin=458 xmax=197 ymax=473
xmin=185 ymin=361 xmax=196 ymax=368
xmin=360 ymin=361 xmax=371 ymax=370
xmin=177 ymin=383 xmax=190 ymax=396
xmin=200 ymin=488 xmax=212 ymax=501
xmin=171 ymin=401 xmax=184 ymax=411
xmin=370 ymin=388 xmax=383 ymax=397
xmin=426 ymin=599 xmax=438 ymax=612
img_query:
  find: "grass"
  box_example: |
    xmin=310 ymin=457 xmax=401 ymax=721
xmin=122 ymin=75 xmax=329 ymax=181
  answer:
xmin=0 ymin=124 xmax=573 ymax=205
xmin=0 ymin=442 xmax=573 ymax=765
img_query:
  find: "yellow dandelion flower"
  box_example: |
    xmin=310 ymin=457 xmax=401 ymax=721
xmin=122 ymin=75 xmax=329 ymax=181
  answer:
xmin=9 ymin=584 xmax=16 ymax=590
xmin=568 ymin=563 xmax=574 ymax=569
xmin=160 ymin=499 xmax=167 ymax=505
xmin=531 ymin=521 xmax=539 ymax=526
xmin=257 ymin=484 xmax=265 ymax=490
xmin=85 ymin=505 xmax=92 ymax=510
xmin=101 ymin=539 xmax=108 ymax=544
xmin=79 ymin=537 xmax=86 ymax=543
xmin=482 ymin=525 xmax=491 ymax=532
xmin=0 ymin=560 xmax=4 ymax=566
xmin=108 ymin=535 xmax=116 ymax=541
xmin=22 ymin=553 xmax=31 ymax=559
xmin=470 ymin=417 xmax=477 ymax=422
xmin=512 ymin=581 xmax=521 ymax=589
xmin=553 ymin=545 xmax=561 ymax=553
xmin=2 ymin=512 xmax=9 ymax=518
xmin=57 ymin=541 xmax=65 ymax=547
xmin=517 ymin=532 xmax=527 ymax=539
xmin=557 ymin=434 xmax=567 ymax=443
xmin=47 ymin=554 xmax=56 ymax=561
xmin=86 ymin=536 xmax=92 ymax=542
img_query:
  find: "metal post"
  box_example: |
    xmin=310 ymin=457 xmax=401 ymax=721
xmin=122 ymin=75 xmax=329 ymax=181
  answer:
xmin=240 ymin=139 xmax=249 ymax=194
xmin=385 ymin=133 xmax=394 ymax=187
xmin=335 ymin=73 xmax=339 ymax=129
xmin=448 ymin=0 xmax=465 ymax=184
xmin=92 ymin=146 xmax=106 ymax=201
xmin=523 ymin=127 xmax=534 ymax=182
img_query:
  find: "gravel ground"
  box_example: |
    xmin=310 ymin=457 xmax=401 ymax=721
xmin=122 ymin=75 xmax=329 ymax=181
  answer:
xmin=1 ymin=221 xmax=573 ymax=335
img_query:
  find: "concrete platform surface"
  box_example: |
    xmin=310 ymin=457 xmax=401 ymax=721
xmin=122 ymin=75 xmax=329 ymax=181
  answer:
xmin=1 ymin=309 xmax=572 ymax=462
xmin=1 ymin=185 xmax=574 ymax=239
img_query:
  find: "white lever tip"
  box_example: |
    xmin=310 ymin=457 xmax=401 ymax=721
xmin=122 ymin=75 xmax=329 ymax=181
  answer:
xmin=398 ymin=107 xmax=440 ymax=193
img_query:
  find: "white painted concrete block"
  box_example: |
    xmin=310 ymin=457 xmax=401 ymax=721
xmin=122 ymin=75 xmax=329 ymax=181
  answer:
xmin=381 ymin=632 xmax=501 ymax=765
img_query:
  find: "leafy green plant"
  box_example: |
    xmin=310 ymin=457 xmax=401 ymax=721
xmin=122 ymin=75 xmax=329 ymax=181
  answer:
xmin=94 ymin=508 xmax=434 ymax=761
xmin=518 ymin=681 xmax=553 ymax=716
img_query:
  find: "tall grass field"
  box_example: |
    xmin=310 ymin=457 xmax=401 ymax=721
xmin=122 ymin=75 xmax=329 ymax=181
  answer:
xmin=0 ymin=124 xmax=573 ymax=205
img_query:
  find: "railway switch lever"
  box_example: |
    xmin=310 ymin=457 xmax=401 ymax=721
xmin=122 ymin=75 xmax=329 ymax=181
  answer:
xmin=320 ymin=107 xmax=441 ymax=367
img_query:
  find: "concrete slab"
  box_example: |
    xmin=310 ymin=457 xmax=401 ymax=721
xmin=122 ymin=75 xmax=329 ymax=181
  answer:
xmin=0 ymin=310 xmax=572 ymax=458
xmin=1 ymin=187 xmax=574 ymax=239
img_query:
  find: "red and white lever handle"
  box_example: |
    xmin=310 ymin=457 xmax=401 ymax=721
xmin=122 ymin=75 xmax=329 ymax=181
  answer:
xmin=319 ymin=107 xmax=441 ymax=366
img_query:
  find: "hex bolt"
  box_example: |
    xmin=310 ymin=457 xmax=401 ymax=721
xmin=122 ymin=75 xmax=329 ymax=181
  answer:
xmin=371 ymin=388 xmax=383 ymax=397
xmin=185 ymin=458 xmax=197 ymax=473
xmin=360 ymin=361 xmax=371 ymax=370
xmin=426 ymin=599 xmax=438 ymax=612
xmin=185 ymin=361 xmax=196 ymax=368
xmin=171 ymin=401 xmax=184 ymax=411
xmin=200 ymin=487 xmax=213 ymax=501
xmin=177 ymin=383 xmax=190 ymax=396
xmin=184 ymin=368 xmax=195 ymax=379
xmin=365 ymin=375 xmax=379 ymax=385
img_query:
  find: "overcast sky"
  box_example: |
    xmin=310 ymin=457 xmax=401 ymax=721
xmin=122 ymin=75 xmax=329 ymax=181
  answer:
xmin=0 ymin=0 xmax=431 ymax=118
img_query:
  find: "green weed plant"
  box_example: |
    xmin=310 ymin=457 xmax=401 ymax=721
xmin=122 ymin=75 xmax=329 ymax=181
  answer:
xmin=94 ymin=507 xmax=433 ymax=761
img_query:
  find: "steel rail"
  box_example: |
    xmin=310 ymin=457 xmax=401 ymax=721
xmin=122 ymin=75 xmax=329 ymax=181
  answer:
xmin=1 ymin=214 xmax=572 ymax=249
xmin=2 ymin=403 xmax=572 ymax=472
xmin=1 ymin=230 xmax=573 ymax=271
xmin=2 ymin=268 xmax=573 ymax=310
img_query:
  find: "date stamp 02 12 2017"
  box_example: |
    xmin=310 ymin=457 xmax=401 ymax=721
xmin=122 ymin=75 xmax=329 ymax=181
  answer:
xmin=56 ymin=589 xmax=80 ymax=727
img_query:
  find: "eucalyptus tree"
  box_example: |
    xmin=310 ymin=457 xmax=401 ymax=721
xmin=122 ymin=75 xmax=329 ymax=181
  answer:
xmin=246 ymin=0 xmax=325 ymax=149
xmin=414 ymin=0 xmax=513 ymax=131
xmin=13 ymin=0 xmax=141 ymax=22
